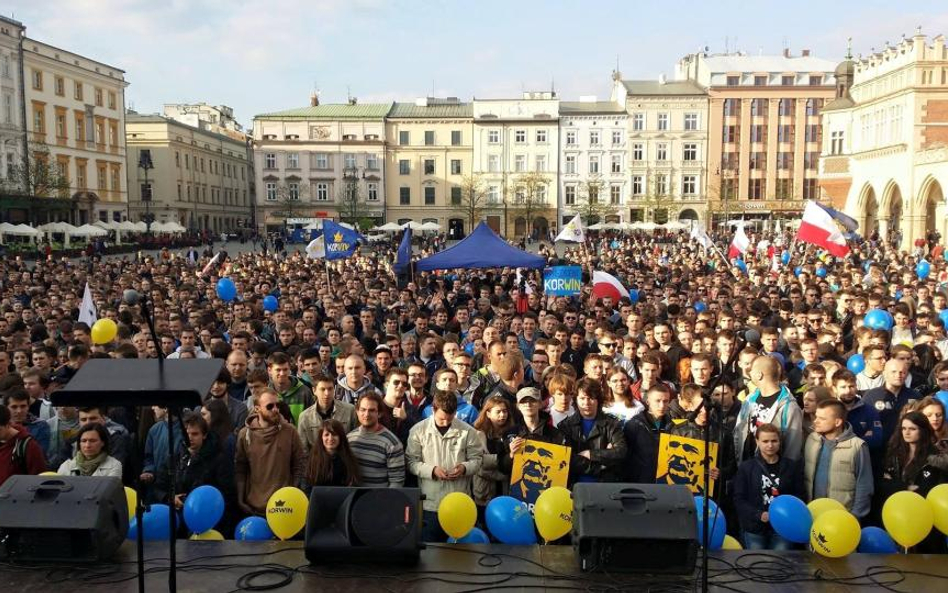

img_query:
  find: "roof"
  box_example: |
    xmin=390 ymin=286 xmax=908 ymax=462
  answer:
xmin=621 ymin=80 xmax=707 ymax=96
xmin=415 ymin=222 xmax=545 ymax=271
xmin=700 ymin=54 xmax=837 ymax=74
xmin=256 ymin=103 xmax=393 ymax=120
xmin=388 ymin=101 xmax=472 ymax=118
xmin=823 ymin=97 xmax=855 ymax=111
xmin=560 ymin=101 xmax=626 ymax=114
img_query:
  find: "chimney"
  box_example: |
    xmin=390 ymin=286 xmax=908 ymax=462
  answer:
xmin=348 ymin=97 xmax=357 ymax=105
xmin=658 ymin=73 xmax=667 ymax=84
xmin=802 ymin=49 xmax=811 ymax=57
xmin=783 ymin=48 xmax=791 ymax=58
xmin=310 ymin=92 xmax=319 ymax=107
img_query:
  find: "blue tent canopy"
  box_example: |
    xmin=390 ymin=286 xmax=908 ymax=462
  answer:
xmin=415 ymin=222 xmax=546 ymax=271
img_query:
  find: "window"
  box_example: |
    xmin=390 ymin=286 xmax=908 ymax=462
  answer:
xmin=175 ymin=151 xmax=180 ymax=167
xmin=0 ymin=55 xmax=7 ymax=78
xmin=264 ymin=153 xmax=276 ymax=169
xmin=750 ymin=152 xmax=766 ymax=170
xmin=451 ymin=130 xmax=462 ymax=146
xmin=805 ymin=98 xmax=822 ymax=116
xmin=399 ymin=187 xmax=411 ymax=205
xmin=424 ymin=130 xmax=435 ymax=145
xmin=588 ymin=155 xmax=599 ymax=174
xmin=94 ymin=88 xmax=103 ymax=107
xmin=76 ymin=162 xmax=87 ymax=189
xmin=488 ymin=129 xmax=500 ymax=143
xmin=779 ymin=98 xmax=795 ymax=116
xmin=31 ymin=69 xmax=42 ymax=90
xmin=367 ymin=182 xmax=379 ymax=201
xmin=805 ymin=124 xmax=821 ymax=143
xmin=723 ymin=98 xmax=741 ymax=117
xmin=54 ymin=76 xmax=64 ymax=96
xmin=748 ymin=178 xmax=765 ymax=200
xmin=366 ymin=154 xmax=379 ymax=170
xmin=590 ymin=130 xmax=600 ymax=145
xmin=56 ymin=112 xmax=67 ymax=138
xmin=536 ymin=184 xmax=547 ymax=203
xmin=775 ymin=178 xmax=793 ymax=199
xmin=683 ymin=143 xmax=698 ymax=161
xmin=781 ymin=75 xmax=795 ymax=86
xmin=74 ymin=81 xmax=83 ymax=101
xmin=777 ymin=124 xmax=793 ymax=143
xmin=682 ymin=175 xmax=697 ymax=196
xmin=750 ymin=125 xmax=767 ymax=143
xmin=536 ymin=129 xmax=547 ymax=143
xmin=344 ymin=153 xmax=357 ymax=169
xmin=655 ymin=174 xmax=668 ymax=196
xmin=424 ymin=186 xmax=435 ymax=205
xmin=450 ymin=159 xmax=462 ymax=175
xmin=612 ymin=130 xmax=623 ymax=145
xmin=656 ymin=143 xmax=668 ymax=162
xmin=803 ymin=178 xmax=819 ymax=199
xmin=287 ymin=153 xmax=299 ymax=168
xmin=657 ymin=113 xmax=669 ymax=131
xmin=632 ymin=176 xmax=644 ymax=195
xmin=565 ymin=185 xmax=576 ymax=205
xmin=488 ymin=185 xmax=500 ymax=203
xmin=610 ymin=185 xmax=621 ymax=205
xmin=265 ymin=182 xmax=277 ymax=201
xmin=288 ymin=182 xmax=301 ymax=200
xmin=399 ymin=131 xmax=410 ymax=145
xmin=587 ymin=185 xmax=599 ymax=203
xmin=451 ymin=186 xmax=462 ymax=205
xmin=565 ymin=130 xmax=577 ymax=145
xmin=313 ymin=182 xmax=328 ymax=201
xmin=108 ymin=92 xmax=116 ymax=110
xmin=720 ymin=178 xmax=737 ymax=200
xmin=488 ymin=155 xmax=500 ymax=172
xmin=684 ymin=113 xmax=698 ymax=131
xmin=632 ymin=113 xmax=644 ymax=131
xmin=514 ymin=154 xmax=526 ymax=172
xmin=424 ymin=159 xmax=435 ymax=175
xmin=140 ymin=183 xmax=152 ymax=201
xmin=804 ymin=151 xmax=819 ymax=169
xmin=632 ymin=143 xmax=643 ymax=161
xmin=515 ymin=129 xmax=526 ymax=143
xmin=2 ymin=92 xmax=11 ymax=124
xmin=754 ymin=75 xmax=768 ymax=86
xmin=727 ymin=75 xmax=740 ymax=86
xmin=777 ymin=152 xmax=794 ymax=170
xmin=721 ymin=152 xmax=738 ymax=170
xmin=399 ymin=159 xmax=410 ymax=175
xmin=610 ymin=154 xmax=622 ymax=173
xmin=32 ymin=104 xmax=45 ymax=134
xmin=808 ymin=75 xmax=823 ymax=86
xmin=830 ymin=130 xmax=844 ymax=155
xmin=564 ymin=154 xmax=576 ymax=174
xmin=535 ymin=155 xmax=546 ymax=172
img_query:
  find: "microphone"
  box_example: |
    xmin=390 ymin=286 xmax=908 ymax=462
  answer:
xmin=123 ymin=289 xmax=141 ymax=306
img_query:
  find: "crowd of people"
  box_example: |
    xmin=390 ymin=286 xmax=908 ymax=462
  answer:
xmin=0 ymin=225 xmax=947 ymax=550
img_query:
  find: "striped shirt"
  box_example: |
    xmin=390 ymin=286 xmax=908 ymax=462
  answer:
xmin=347 ymin=425 xmax=406 ymax=487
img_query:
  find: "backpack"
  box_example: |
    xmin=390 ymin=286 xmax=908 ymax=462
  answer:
xmin=11 ymin=436 xmax=33 ymax=473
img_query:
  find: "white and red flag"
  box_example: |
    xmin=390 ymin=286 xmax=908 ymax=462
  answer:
xmin=592 ymin=271 xmax=630 ymax=302
xmin=796 ymin=201 xmax=850 ymax=257
xmin=727 ymin=224 xmax=750 ymax=258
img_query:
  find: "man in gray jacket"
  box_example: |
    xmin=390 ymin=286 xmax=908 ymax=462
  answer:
xmin=804 ymin=399 xmax=873 ymax=519
xmin=733 ymin=355 xmax=803 ymax=462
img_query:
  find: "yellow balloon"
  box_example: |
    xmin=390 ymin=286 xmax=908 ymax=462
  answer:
xmin=534 ymin=486 xmax=573 ymax=542
xmin=807 ymin=498 xmax=845 ymax=522
xmin=39 ymin=471 xmax=58 ymax=476
xmin=928 ymin=484 xmax=948 ymax=536
xmin=438 ymin=492 xmax=477 ymax=539
xmin=883 ymin=491 xmax=934 ymax=548
xmin=91 ymin=318 xmax=118 ymax=344
xmin=266 ymin=486 xmax=309 ymax=540
xmin=809 ymin=510 xmax=860 ymax=558
xmin=721 ymin=534 xmax=743 ymax=550
xmin=190 ymin=529 xmax=225 ymax=541
xmin=124 ymin=486 xmax=138 ymax=521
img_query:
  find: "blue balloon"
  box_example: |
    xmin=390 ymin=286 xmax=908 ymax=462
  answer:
xmin=216 ymin=277 xmax=237 ymax=302
xmin=863 ymin=260 xmax=873 ymax=272
xmin=485 ymin=496 xmax=536 ymax=544
xmin=262 ymin=295 xmax=279 ymax=313
xmin=694 ymin=496 xmax=727 ymax=550
xmin=735 ymin=259 xmax=747 ymax=273
xmin=183 ymin=485 xmax=225 ymax=535
xmin=464 ymin=342 xmax=475 ymax=355
xmin=936 ymin=390 xmax=948 ymax=409
xmin=858 ymin=526 xmax=898 ymax=554
xmin=846 ymin=354 xmax=866 ymax=374
xmin=781 ymin=250 xmax=791 ymax=265
xmin=235 ymin=516 xmax=273 ymax=541
xmin=864 ymin=308 xmax=893 ymax=331
xmin=794 ymin=266 xmax=803 ymax=277
xmin=815 ymin=267 xmax=827 ymax=278
xmin=768 ymin=495 xmax=812 ymax=544
xmin=895 ymin=290 xmax=903 ymax=300
xmin=128 ymin=503 xmax=172 ymax=541
xmin=944 ymin=250 xmax=948 ymax=263
xmin=629 ymin=289 xmax=639 ymax=304
xmin=448 ymin=527 xmax=490 ymax=544
xmin=917 ymin=260 xmax=931 ymax=279
xmin=939 ymin=309 xmax=948 ymax=327
xmin=694 ymin=302 xmax=707 ymax=313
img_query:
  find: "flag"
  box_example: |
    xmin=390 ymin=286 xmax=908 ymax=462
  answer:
xmin=78 ymin=282 xmax=97 ymax=326
xmin=592 ymin=271 xmax=629 ymax=302
xmin=555 ymin=215 xmax=585 ymax=243
xmin=728 ymin=225 xmax=750 ymax=258
xmin=816 ymin=202 xmax=859 ymax=233
xmin=200 ymin=251 xmax=221 ymax=276
xmin=305 ymin=234 xmax=325 ymax=259
xmin=796 ymin=200 xmax=850 ymax=257
xmin=322 ymin=220 xmax=365 ymax=261
xmin=393 ymin=227 xmax=412 ymax=274
xmin=690 ymin=225 xmax=713 ymax=251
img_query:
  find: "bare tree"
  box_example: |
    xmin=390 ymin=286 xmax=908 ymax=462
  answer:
xmin=510 ymin=170 xmax=550 ymax=236
xmin=337 ymin=175 xmax=371 ymax=226
xmin=0 ymin=143 xmax=70 ymax=198
xmin=639 ymin=172 xmax=675 ymax=223
xmin=272 ymin=181 xmax=308 ymax=220
xmin=571 ymin=175 xmax=617 ymax=224
xmin=452 ymin=173 xmax=490 ymax=232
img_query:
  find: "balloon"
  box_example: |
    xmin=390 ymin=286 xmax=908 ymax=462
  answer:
xmin=438 ymin=492 xmax=477 ymax=539
xmin=939 ymin=309 xmax=948 ymax=327
xmin=262 ymin=295 xmax=279 ymax=312
xmin=794 ymin=266 xmax=803 ymax=277
xmin=864 ymin=308 xmax=893 ymax=331
xmin=735 ymin=259 xmax=747 ymax=273
xmin=534 ymin=486 xmax=573 ymax=541
xmin=629 ymin=289 xmax=639 ymax=304
xmin=926 ymin=483 xmax=948 ymax=535
xmin=917 ymin=260 xmax=931 ymax=279
xmin=858 ymin=526 xmax=898 ymax=554
xmin=90 ymin=318 xmax=118 ymax=344
xmin=722 ymin=534 xmax=743 ymax=550
xmin=863 ymin=260 xmax=873 ymax=272
xmin=39 ymin=471 xmax=58 ymax=476
xmin=124 ymin=486 xmax=138 ymax=521
xmin=781 ymin=250 xmax=791 ymax=265
xmin=768 ymin=495 xmax=812 ymax=544
xmin=883 ymin=491 xmax=934 ymax=548
xmin=894 ymin=290 xmax=903 ymax=300
xmin=815 ymin=267 xmax=827 ymax=278
xmin=190 ymin=529 xmax=225 ymax=541
xmin=128 ymin=503 xmax=172 ymax=541
xmin=183 ymin=485 xmax=225 ymax=535
xmin=937 ymin=391 xmax=948 ymax=409
xmin=266 ymin=486 xmax=309 ymax=540
xmin=944 ymin=250 xmax=948 ymax=263
xmin=846 ymin=354 xmax=866 ymax=375
xmin=694 ymin=496 xmax=727 ymax=550
xmin=807 ymin=497 xmax=845 ymax=522
xmin=447 ymin=527 xmax=490 ymax=544
xmin=694 ymin=302 xmax=707 ymax=313
xmin=810 ymin=510 xmax=860 ymax=558
xmin=235 ymin=516 xmax=273 ymax=541
xmin=216 ymin=277 xmax=237 ymax=302
xmin=485 ymin=496 xmax=536 ymax=544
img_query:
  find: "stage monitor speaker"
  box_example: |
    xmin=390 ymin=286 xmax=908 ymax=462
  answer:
xmin=573 ymin=483 xmax=697 ymax=574
xmin=0 ymin=475 xmax=128 ymax=563
xmin=304 ymin=486 xmax=424 ymax=565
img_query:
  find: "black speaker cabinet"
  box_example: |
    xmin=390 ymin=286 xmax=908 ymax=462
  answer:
xmin=0 ymin=475 xmax=128 ymax=562
xmin=573 ymin=483 xmax=697 ymax=574
xmin=304 ymin=487 xmax=424 ymax=565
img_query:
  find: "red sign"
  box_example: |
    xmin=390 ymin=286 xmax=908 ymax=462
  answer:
xmin=315 ymin=212 xmax=328 ymax=218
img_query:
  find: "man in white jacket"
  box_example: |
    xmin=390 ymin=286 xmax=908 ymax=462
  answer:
xmin=406 ymin=390 xmax=483 ymax=542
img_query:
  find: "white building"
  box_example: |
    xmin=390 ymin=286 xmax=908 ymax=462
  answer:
xmin=0 ymin=16 xmax=24 ymax=195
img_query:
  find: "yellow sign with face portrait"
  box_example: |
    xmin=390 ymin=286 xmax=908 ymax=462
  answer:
xmin=510 ymin=440 xmax=571 ymax=510
xmin=656 ymin=433 xmax=718 ymax=495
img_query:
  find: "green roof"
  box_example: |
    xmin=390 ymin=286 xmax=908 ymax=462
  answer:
xmin=560 ymin=101 xmax=626 ymax=114
xmin=388 ymin=101 xmax=472 ymax=118
xmin=621 ymin=80 xmax=707 ymax=96
xmin=256 ymin=103 xmax=392 ymax=120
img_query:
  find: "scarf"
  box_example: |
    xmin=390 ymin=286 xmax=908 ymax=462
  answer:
xmin=74 ymin=450 xmax=108 ymax=476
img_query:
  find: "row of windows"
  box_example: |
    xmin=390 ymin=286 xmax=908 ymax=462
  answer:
xmin=398 ymin=158 xmax=464 ymax=175
xmin=263 ymin=152 xmax=381 ymax=171
xmin=562 ymin=175 xmax=700 ymax=204
xmin=44 ymin=157 xmax=122 ymax=195
xmin=30 ymin=68 xmax=118 ymax=109
xmin=722 ymin=98 xmax=824 ymax=118
xmin=630 ymin=112 xmax=701 ymax=132
xmin=725 ymin=74 xmax=824 ymax=87
xmin=173 ymin=183 xmax=248 ymax=205
xmin=563 ymin=129 xmax=627 ymax=146
xmin=264 ymin=181 xmax=380 ymax=202
xmin=720 ymin=177 xmax=820 ymax=200
xmin=398 ymin=130 xmax=464 ymax=146
xmin=32 ymin=104 xmax=119 ymax=147
xmin=485 ymin=129 xmax=550 ymax=143
xmin=174 ymin=150 xmax=247 ymax=181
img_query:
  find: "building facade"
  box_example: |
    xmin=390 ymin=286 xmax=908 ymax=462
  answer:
xmin=611 ymin=75 xmax=708 ymax=224
xmin=819 ymin=32 xmax=948 ymax=249
xmin=473 ymin=92 xmax=559 ymax=237
xmin=0 ymin=16 xmax=25 ymax=199
xmin=125 ymin=111 xmax=253 ymax=233
xmin=23 ymin=36 xmax=128 ymax=224
xmin=252 ymin=98 xmax=389 ymax=232
xmin=385 ymin=98 xmax=473 ymax=238
xmin=677 ymin=51 xmax=835 ymax=228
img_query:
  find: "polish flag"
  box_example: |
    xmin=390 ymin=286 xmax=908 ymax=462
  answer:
xmin=727 ymin=225 xmax=750 ymax=258
xmin=592 ymin=271 xmax=630 ymax=302
xmin=796 ymin=201 xmax=850 ymax=257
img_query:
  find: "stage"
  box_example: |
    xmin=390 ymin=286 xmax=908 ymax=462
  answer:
xmin=1 ymin=541 xmax=946 ymax=592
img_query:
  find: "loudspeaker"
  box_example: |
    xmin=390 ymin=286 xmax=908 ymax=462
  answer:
xmin=0 ymin=475 xmax=128 ymax=562
xmin=573 ymin=483 xmax=697 ymax=574
xmin=304 ymin=487 xmax=424 ymax=565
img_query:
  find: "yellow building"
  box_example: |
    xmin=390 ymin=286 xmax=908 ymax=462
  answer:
xmin=385 ymin=98 xmax=473 ymax=238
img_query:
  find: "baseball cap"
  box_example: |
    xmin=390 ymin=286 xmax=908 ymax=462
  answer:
xmin=516 ymin=387 xmax=541 ymax=403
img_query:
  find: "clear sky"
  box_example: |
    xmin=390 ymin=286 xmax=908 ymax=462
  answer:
xmin=8 ymin=0 xmax=948 ymax=128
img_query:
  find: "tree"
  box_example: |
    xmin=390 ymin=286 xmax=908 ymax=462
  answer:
xmin=640 ymin=172 xmax=675 ymax=223
xmin=510 ymin=170 xmax=550 ymax=236
xmin=337 ymin=175 xmax=370 ymax=225
xmin=0 ymin=143 xmax=70 ymax=198
xmin=272 ymin=181 xmax=308 ymax=220
xmin=571 ymin=175 xmax=618 ymax=224
xmin=452 ymin=173 xmax=490 ymax=233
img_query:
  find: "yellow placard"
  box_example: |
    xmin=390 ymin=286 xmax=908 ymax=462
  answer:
xmin=510 ymin=440 xmax=571 ymax=510
xmin=656 ymin=433 xmax=718 ymax=495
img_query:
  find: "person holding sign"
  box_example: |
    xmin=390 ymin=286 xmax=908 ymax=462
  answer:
xmin=559 ymin=378 xmax=627 ymax=485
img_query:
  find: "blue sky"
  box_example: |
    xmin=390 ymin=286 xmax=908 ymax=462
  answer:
xmin=8 ymin=0 xmax=948 ymax=128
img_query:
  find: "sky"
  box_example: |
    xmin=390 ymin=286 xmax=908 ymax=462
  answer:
xmin=7 ymin=0 xmax=948 ymax=128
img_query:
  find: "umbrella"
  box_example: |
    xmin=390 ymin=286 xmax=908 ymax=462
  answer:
xmin=400 ymin=221 xmax=424 ymax=231
xmin=420 ymin=221 xmax=442 ymax=232
xmin=601 ymin=222 xmax=621 ymax=230
xmin=71 ymin=224 xmax=108 ymax=237
xmin=373 ymin=222 xmax=402 ymax=232
xmin=587 ymin=223 xmax=604 ymax=230
xmin=163 ymin=222 xmax=186 ymax=233
xmin=663 ymin=221 xmax=688 ymax=230
xmin=12 ymin=224 xmax=42 ymax=237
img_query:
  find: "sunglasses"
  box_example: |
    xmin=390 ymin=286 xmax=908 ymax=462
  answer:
xmin=264 ymin=403 xmax=278 ymax=411
xmin=390 ymin=379 xmax=408 ymax=387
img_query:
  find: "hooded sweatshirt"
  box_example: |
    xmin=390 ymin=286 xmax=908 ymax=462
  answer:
xmin=334 ymin=375 xmax=381 ymax=406
xmin=0 ymin=424 xmax=48 ymax=486
xmin=734 ymin=384 xmax=803 ymax=462
xmin=235 ymin=413 xmax=304 ymax=514
xmin=270 ymin=377 xmax=314 ymax=425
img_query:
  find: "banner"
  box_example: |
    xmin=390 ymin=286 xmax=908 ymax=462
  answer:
xmin=322 ymin=220 xmax=365 ymax=260
xmin=543 ymin=266 xmax=582 ymax=297
xmin=510 ymin=440 xmax=571 ymax=510
xmin=656 ymin=433 xmax=718 ymax=495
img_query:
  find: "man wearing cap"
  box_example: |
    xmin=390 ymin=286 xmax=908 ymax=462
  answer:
xmin=501 ymin=387 xmax=568 ymax=478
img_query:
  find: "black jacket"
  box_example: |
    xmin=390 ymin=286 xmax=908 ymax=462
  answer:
xmin=166 ymin=434 xmax=235 ymax=502
xmin=498 ymin=412 xmax=568 ymax=474
xmin=732 ymin=453 xmax=805 ymax=535
xmin=623 ymin=413 xmax=671 ymax=483
xmin=558 ymin=412 xmax=627 ymax=484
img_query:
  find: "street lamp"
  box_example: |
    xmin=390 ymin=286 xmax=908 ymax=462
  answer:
xmin=342 ymin=166 xmax=365 ymax=225
xmin=138 ymin=149 xmax=154 ymax=236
